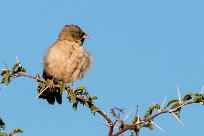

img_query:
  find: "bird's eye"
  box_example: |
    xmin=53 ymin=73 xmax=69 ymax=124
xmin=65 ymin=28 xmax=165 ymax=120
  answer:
xmin=78 ymin=32 xmax=83 ymax=37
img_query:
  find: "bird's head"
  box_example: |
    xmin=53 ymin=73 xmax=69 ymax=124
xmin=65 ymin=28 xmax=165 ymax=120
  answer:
xmin=58 ymin=24 xmax=89 ymax=44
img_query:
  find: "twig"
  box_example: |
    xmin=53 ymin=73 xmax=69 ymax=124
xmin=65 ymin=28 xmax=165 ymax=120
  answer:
xmin=14 ymin=72 xmax=61 ymax=88
xmin=4 ymin=71 xmax=202 ymax=136
xmin=75 ymin=95 xmax=114 ymax=136
xmin=16 ymin=72 xmax=115 ymax=135
xmin=113 ymin=101 xmax=196 ymax=136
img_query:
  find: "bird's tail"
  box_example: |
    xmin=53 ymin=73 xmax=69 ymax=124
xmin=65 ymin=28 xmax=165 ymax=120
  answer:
xmin=37 ymin=70 xmax=62 ymax=105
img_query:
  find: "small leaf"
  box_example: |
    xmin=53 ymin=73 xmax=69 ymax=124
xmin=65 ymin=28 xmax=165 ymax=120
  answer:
xmin=56 ymin=81 xmax=64 ymax=94
xmin=144 ymin=104 xmax=160 ymax=119
xmin=143 ymin=122 xmax=154 ymax=130
xmin=164 ymin=99 xmax=179 ymax=109
xmin=12 ymin=61 xmax=20 ymax=71
xmin=90 ymin=106 xmax=99 ymax=114
xmin=1 ymin=69 xmax=10 ymax=76
xmin=74 ymin=86 xmax=87 ymax=95
xmin=192 ymin=93 xmax=203 ymax=103
xmin=37 ymin=82 xmax=46 ymax=93
xmin=132 ymin=116 xmax=140 ymax=124
xmin=91 ymin=96 xmax=97 ymax=101
xmin=9 ymin=128 xmax=23 ymax=136
xmin=72 ymin=102 xmax=78 ymax=111
xmin=0 ymin=117 xmax=6 ymax=130
xmin=201 ymin=100 xmax=204 ymax=105
xmin=182 ymin=92 xmax=192 ymax=102
xmin=16 ymin=66 xmax=26 ymax=73
xmin=130 ymin=131 xmax=134 ymax=136
xmin=65 ymin=85 xmax=72 ymax=91
xmin=193 ymin=96 xmax=202 ymax=103
xmin=171 ymin=103 xmax=181 ymax=113
xmin=70 ymin=93 xmax=77 ymax=103
xmin=1 ymin=76 xmax=11 ymax=85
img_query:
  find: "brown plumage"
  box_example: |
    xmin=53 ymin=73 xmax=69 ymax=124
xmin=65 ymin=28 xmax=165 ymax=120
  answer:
xmin=39 ymin=24 xmax=92 ymax=104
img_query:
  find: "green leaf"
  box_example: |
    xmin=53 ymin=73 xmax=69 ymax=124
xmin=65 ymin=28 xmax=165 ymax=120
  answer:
xmin=143 ymin=122 xmax=154 ymax=130
xmin=182 ymin=92 xmax=192 ymax=102
xmin=65 ymin=85 xmax=72 ymax=92
xmin=144 ymin=104 xmax=160 ymax=119
xmin=12 ymin=61 xmax=20 ymax=71
xmin=164 ymin=99 xmax=179 ymax=109
xmin=130 ymin=131 xmax=134 ymax=136
xmin=171 ymin=103 xmax=181 ymax=113
xmin=132 ymin=116 xmax=139 ymax=124
xmin=16 ymin=66 xmax=26 ymax=73
xmin=70 ymin=94 xmax=77 ymax=103
xmin=201 ymin=100 xmax=204 ymax=105
xmin=193 ymin=96 xmax=202 ymax=103
xmin=1 ymin=76 xmax=11 ymax=85
xmin=55 ymin=81 xmax=64 ymax=94
xmin=72 ymin=102 xmax=78 ymax=111
xmin=90 ymin=106 xmax=99 ymax=114
xmin=192 ymin=93 xmax=203 ymax=103
xmin=91 ymin=96 xmax=97 ymax=101
xmin=1 ymin=60 xmax=26 ymax=86
xmin=1 ymin=69 xmax=10 ymax=76
xmin=134 ymin=128 xmax=140 ymax=136
xmin=9 ymin=128 xmax=23 ymax=136
xmin=37 ymin=82 xmax=46 ymax=93
xmin=74 ymin=86 xmax=87 ymax=95
xmin=0 ymin=117 xmax=6 ymax=130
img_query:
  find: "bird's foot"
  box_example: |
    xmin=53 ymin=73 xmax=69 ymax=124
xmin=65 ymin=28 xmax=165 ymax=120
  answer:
xmin=48 ymin=79 xmax=55 ymax=91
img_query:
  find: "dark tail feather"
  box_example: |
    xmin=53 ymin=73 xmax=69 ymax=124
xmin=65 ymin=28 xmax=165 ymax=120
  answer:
xmin=38 ymin=89 xmax=55 ymax=105
xmin=37 ymin=70 xmax=62 ymax=105
xmin=54 ymin=88 xmax=62 ymax=104
xmin=43 ymin=69 xmax=53 ymax=80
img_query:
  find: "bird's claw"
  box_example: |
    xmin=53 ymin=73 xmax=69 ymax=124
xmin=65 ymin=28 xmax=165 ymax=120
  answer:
xmin=48 ymin=79 xmax=55 ymax=91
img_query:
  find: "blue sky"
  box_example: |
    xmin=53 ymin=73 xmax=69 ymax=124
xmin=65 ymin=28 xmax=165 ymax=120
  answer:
xmin=0 ymin=0 xmax=204 ymax=136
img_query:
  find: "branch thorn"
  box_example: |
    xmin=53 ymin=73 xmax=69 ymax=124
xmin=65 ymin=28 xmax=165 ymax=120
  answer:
xmin=123 ymin=110 xmax=132 ymax=121
xmin=151 ymin=120 xmax=165 ymax=132
xmin=35 ymin=86 xmax=49 ymax=99
xmin=171 ymin=112 xmax=184 ymax=126
xmin=159 ymin=96 xmax=167 ymax=112
xmin=201 ymin=85 xmax=204 ymax=94
xmin=177 ymin=85 xmax=182 ymax=104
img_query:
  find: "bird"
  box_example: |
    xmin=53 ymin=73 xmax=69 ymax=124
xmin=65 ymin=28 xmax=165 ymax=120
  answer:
xmin=38 ymin=24 xmax=92 ymax=104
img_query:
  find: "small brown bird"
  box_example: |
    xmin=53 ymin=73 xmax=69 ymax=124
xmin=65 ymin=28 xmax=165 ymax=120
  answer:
xmin=39 ymin=24 xmax=92 ymax=104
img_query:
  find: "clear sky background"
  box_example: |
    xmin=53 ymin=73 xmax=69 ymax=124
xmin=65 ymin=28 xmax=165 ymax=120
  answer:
xmin=0 ymin=0 xmax=204 ymax=136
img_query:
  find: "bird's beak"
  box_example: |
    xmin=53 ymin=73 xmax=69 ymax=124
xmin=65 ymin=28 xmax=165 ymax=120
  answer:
xmin=82 ymin=34 xmax=89 ymax=39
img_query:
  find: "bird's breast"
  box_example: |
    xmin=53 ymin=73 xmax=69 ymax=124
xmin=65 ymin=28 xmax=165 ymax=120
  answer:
xmin=44 ymin=41 xmax=92 ymax=83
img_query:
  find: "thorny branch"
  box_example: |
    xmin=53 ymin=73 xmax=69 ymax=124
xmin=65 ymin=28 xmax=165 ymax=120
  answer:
xmin=12 ymin=72 xmax=115 ymax=136
xmin=113 ymin=101 xmax=196 ymax=136
xmin=1 ymin=61 xmax=204 ymax=136
xmin=11 ymin=72 xmax=204 ymax=136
